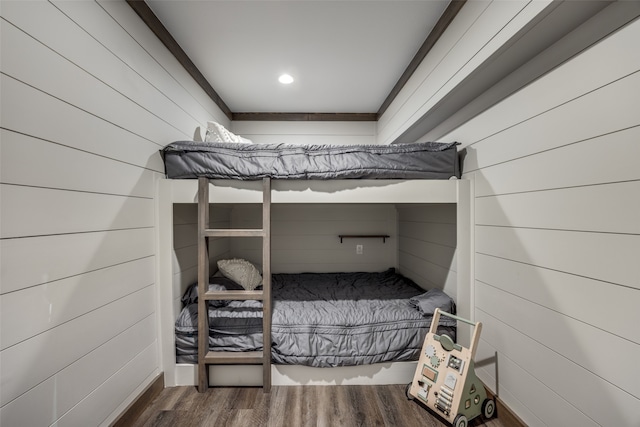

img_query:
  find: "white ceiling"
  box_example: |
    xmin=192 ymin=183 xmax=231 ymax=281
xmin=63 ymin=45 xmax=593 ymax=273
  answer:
xmin=145 ymin=0 xmax=450 ymax=114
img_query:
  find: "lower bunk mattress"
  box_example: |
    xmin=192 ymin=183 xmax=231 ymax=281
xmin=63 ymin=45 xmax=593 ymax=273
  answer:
xmin=175 ymin=269 xmax=457 ymax=367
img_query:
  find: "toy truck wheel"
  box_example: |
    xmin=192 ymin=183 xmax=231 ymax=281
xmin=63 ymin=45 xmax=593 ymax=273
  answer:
xmin=405 ymin=383 xmax=414 ymax=400
xmin=482 ymin=398 xmax=496 ymax=418
xmin=454 ymin=414 xmax=468 ymax=427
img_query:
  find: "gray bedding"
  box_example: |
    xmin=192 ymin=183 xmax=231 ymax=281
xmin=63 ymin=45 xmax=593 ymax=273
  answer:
xmin=162 ymin=141 xmax=461 ymax=180
xmin=175 ymin=269 xmax=456 ymax=367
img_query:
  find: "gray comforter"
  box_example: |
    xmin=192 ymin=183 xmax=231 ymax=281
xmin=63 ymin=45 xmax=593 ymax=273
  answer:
xmin=162 ymin=141 xmax=461 ymax=180
xmin=175 ymin=269 xmax=457 ymax=367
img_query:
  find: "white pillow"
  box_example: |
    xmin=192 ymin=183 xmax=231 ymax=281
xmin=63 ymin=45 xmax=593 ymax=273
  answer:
xmin=217 ymin=259 xmax=262 ymax=290
xmin=205 ymin=121 xmax=252 ymax=144
xmin=193 ymin=126 xmax=206 ymax=142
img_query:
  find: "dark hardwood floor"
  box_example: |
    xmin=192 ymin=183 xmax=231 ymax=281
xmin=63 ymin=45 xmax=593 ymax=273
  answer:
xmin=129 ymin=385 xmax=508 ymax=427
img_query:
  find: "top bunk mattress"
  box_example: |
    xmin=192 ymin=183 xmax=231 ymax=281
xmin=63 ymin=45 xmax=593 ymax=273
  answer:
xmin=161 ymin=141 xmax=461 ymax=180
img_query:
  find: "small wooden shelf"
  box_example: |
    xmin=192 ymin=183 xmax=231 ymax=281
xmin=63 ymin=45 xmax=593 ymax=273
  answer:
xmin=338 ymin=234 xmax=390 ymax=243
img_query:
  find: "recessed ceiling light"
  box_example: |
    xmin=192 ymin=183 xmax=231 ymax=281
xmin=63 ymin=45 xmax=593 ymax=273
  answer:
xmin=278 ymin=74 xmax=294 ymax=84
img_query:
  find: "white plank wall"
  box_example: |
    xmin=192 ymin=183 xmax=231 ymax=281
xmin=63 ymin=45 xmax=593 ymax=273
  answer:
xmin=171 ymin=204 xmax=231 ymax=317
xmin=376 ymin=0 xmax=555 ymax=145
xmin=228 ymin=204 xmax=397 ymax=273
xmin=0 ymin=0 xmax=227 ymax=425
xmin=436 ymin=11 xmax=640 ymax=427
xmin=397 ymin=205 xmax=457 ymax=298
xmin=231 ymin=121 xmax=377 ymax=145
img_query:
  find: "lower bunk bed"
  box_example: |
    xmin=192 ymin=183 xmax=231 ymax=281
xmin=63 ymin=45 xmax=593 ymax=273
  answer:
xmin=175 ymin=266 xmax=456 ymax=370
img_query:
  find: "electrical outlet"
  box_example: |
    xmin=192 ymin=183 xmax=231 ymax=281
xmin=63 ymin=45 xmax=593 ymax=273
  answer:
xmin=356 ymin=244 xmax=363 ymax=255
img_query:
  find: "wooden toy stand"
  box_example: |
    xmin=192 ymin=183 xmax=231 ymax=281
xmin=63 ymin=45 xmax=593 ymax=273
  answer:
xmin=406 ymin=308 xmax=495 ymax=427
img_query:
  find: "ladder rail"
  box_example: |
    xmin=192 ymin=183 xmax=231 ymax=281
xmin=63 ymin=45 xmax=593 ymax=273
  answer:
xmin=262 ymin=177 xmax=272 ymax=391
xmin=197 ymin=177 xmax=210 ymax=392
xmin=196 ymin=176 xmax=272 ymax=393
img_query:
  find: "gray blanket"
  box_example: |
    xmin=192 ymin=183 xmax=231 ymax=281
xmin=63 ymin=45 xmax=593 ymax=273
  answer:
xmin=175 ymin=269 xmax=456 ymax=367
xmin=162 ymin=141 xmax=461 ymax=180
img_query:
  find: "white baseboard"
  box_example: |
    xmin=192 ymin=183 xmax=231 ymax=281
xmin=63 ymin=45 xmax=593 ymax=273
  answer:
xmin=171 ymin=362 xmax=418 ymax=387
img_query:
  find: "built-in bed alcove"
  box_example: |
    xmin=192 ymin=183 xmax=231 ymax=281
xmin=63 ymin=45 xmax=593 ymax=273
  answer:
xmin=157 ymin=178 xmax=472 ymax=387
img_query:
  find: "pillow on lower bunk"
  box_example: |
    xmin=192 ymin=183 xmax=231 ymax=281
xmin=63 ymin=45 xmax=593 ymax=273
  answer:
xmin=217 ymin=258 xmax=262 ymax=290
xmin=181 ymin=277 xmax=244 ymax=306
xmin=409 ymin=289 xmax=455 ymax=317
xmin=181 ymin=283 xmax=229 ymax=307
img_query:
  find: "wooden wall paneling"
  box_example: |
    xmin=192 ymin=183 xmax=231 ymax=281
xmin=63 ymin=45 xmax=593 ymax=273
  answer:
xmin=398 ymin=251 xmax=457 ymax=295
xmin=396 ymin=204 xmax=460 ymax=303
xmin=1 ymin=0 xmax=227 ymax=421
xmin=1 ymin=1 xmax=195 ymax=141
xmin=0 ymin=316 xmax=155 ymax=427
xmin=476 ymin=282 xmax=640 ymax=401
xmin=475 ymin=181 xmax=640 ymax=234
xmin=476 ymin=253 xmax=640 ymax=345
xmin=172 ymin=223 xmax=198 ymax=250
xmin=0 ymin=130 xmax=159 ymax=196
xmin=0 ymin=12 xmax=189 ymax=144
xmin=156 ymin=178 xmax=178 ymax=387
xmin=229 ymin=204 xmax=396 ymax=273
xmin=97 ymin=0 xmax=229 ymax=125
xmin=56 ymin=345 xmax=158 ymax=427
xmin=378 ymin=1 xmax=555 ymax=145
xmin=418 ymin=2 xmax=627 ymax=143
xmin=0 ymin=285 xmax=154 ymax=407
xmin=0 ymin=185 xmax=154 ymax=238
xmin=474 ymin=125 xmax=640 ymax=197
xmin=0 ymin=75 xmax=164 ymax=172
xmin=377 ymin=0 xmax=467 ymax=119
xmin=398 ymin=236 xmax=457 ymax=272
xmin=376 ymin=0 xmax=492 ymax=140
xmin=476 ymin=226 xmax=640 ymax=290
xmin=473 ymin=314 xmax=600 ymax=427
xmin=160 ymin=199 xmax=232 ymax=387
xmin=172 ymin=242 xmax=198 ymax=275
xmin=464 ymin=70 xmax=640 ymax=172
xmin=53 ymin=0 xmax=217 ymax=129
xmin=390 ymin=0 xmax=546 ymax=141
xmin=0 ymin=257 xmax=154 ymax=351
xmin=1 ymin=228 xmax=154 ymax=294
xmin=270 ymin=248 xmax=393 ymax=274
xmin=232 ymin=120 xmax=376 ymax=136
xmin=231 ymin=121 xmax=377 ymax=145
xmin=474 ymin=339 xmax=551 ymax=427
xmin=444 ymin=9 xmax=640 ymax=148
xmin=476 ymin=292 xmax=640 ymax=426
xmin=436 ymin=8 xmax=640 ymax=426
xmin=398 ymin=221 xmax=456 ymax=248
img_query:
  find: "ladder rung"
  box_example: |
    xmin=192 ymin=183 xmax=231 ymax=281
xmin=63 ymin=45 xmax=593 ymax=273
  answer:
xmin=204 ymin=290 xmax=263 ymax=301
xmin=204 ymin=351 xmax=264 ymax=365
xmin=204 ymin=229 xmax=265 ymax=238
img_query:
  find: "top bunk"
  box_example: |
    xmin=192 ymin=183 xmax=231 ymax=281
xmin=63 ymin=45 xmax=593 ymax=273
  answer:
xmin=159 ymin=138 xmax=467 ymax=205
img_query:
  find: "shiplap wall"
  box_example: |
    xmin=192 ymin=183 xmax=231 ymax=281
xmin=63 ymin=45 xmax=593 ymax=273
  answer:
xmin=229 ymin=204 xmax=397 ymax=273
xmin=438 ymin=13 xmax=640 ymax=427
xmin=397 ymin=205 xmax=457 ymax=298
xmin=0 ymin=0 xmax=227 ymax=425
xmin=376 ymin=0 xmax=555 ymax=145
xmin=171 ymin=204 xmax=232 ymax=318
xmin=232 ymin=121 xmax=377 ymax=145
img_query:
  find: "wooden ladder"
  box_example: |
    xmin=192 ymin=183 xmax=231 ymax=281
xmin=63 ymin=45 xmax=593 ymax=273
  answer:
xmin=197 ymin=177 xmax=272 ymax=393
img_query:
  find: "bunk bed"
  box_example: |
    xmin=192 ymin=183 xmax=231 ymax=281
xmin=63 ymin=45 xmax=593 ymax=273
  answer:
xmin=156 ymin=139 xmax=472 ymax=392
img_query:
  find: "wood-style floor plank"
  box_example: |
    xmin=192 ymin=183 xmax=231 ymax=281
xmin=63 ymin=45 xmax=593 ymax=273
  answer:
xmin=130 ymin=385 xmax=509 ymax=427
